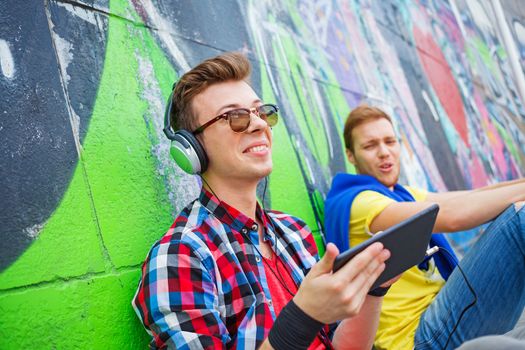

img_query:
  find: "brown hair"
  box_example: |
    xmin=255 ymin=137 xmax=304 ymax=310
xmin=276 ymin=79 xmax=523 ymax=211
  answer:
xmin=170 ymin=52 xmax=251 ymax=131
xmin=343 ymin=104 xmax=393 ymax=151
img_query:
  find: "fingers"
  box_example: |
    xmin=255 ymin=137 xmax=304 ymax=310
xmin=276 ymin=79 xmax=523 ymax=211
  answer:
xmin=309 ymin=243 xmax=339 ymax=277
xmin=340 ymin=261 xmax=386 ymax=316
xmin=334 ymin=243 xmax=390 ymax=301
xmin=294 ymin=243 xmax=391 ymax=323
xmin=335 ymin=242 xmax=389 ymax=282
xmin=345 ymin=259 xmax=386 ymax=298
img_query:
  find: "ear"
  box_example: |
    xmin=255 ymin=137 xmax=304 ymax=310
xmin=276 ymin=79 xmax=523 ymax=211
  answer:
xmin=346 ymin=148 xmax=356 ymax=165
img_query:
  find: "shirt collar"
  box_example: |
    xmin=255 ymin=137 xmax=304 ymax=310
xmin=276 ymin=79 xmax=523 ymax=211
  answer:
xmin=198 ymin=187 xmax=267 ymax=234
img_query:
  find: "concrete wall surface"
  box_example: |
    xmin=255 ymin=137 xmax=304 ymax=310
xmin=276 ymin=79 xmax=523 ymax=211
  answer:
xmin=1 ymin=0 xmax=524 ymax=348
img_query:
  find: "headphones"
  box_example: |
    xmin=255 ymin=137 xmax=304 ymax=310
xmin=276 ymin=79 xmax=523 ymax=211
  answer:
xmin=163 ymin=85 xmax=209 ymax=174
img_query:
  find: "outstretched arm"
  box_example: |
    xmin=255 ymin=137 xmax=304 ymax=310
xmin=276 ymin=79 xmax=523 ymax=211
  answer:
xmin=370 ymin=179 xmax=525 ymax=233
xmin=425 ymin=177 xmax=525 ymax=202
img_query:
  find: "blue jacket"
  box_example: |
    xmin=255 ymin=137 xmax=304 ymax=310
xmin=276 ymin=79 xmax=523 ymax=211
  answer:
xmin=325 ymin=173 xmax=457 ymax=280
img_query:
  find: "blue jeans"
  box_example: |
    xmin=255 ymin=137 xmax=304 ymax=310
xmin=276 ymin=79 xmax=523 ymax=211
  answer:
xmin=414 ymin=204 xmax=525 ymax=350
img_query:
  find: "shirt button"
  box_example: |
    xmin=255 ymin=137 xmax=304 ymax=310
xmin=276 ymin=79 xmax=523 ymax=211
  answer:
xmin=255 ymin=256 xmax=261 ymax=262
xmin=268 ymin=299 xmax=273 ymax=306
xmin=241 ymin=228 xmax=248 ymax=234
xmin=251 ymin=224 xmax=258 ymax=231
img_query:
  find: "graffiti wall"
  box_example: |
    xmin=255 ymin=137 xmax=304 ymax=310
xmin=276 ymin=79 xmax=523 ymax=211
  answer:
xmin=1 ymin=0 xmax=524 ymax=348
xmin=502 ymin=0 xmax=525 ymax=74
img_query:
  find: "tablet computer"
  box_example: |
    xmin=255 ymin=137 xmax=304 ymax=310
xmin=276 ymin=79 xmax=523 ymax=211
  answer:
xmin=332 ymin=204 xmax=439 ymax=290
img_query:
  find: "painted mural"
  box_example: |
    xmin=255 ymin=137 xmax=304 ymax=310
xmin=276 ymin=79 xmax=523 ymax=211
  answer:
xmin=1 ymin=0 xmax=524 ymax=348
xmin=502 ymin=0 xmax=525 ymax=74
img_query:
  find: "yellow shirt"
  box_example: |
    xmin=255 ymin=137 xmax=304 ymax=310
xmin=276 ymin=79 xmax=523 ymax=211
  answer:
xmin=350 ymin=187 xmax=445 ymax=350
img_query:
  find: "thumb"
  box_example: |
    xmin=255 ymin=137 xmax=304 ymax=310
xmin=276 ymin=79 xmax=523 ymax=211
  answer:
xmin=310 ymin=243 xmax=339 ymax=276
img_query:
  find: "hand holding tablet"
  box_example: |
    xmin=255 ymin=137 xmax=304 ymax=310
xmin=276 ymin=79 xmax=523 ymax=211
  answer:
xmin=332 ymin=204 xmax=440 ymax=290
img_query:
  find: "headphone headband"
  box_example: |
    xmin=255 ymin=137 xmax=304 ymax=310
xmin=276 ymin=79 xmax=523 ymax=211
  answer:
xmin=163 ymin=83 xmax=178 ymax=140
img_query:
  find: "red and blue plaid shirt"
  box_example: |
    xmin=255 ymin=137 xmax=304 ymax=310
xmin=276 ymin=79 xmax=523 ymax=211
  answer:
xmin=132 ymin=188 xmax=319 ymax=349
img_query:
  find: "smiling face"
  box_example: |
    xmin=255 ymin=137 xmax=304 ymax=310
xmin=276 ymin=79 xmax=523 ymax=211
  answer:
xmin=192 ymin=80 xmax=273 ymax=186
xmin=346 ymin=118 xmax=401 ymax=189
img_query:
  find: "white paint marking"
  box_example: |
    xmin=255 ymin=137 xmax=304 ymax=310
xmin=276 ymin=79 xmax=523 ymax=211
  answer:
xmin=25 ymin=222 xmax=46 ymax=239
xmin=55 ymin=1 xmax=98 ymax=26
xmin=140 ymin=0 xmax=190 ymax=72
xmin=53 ymin=33 xmax=73 ymax=85
xmin=422 ymin=90 xmax=440 ymax=122
xmin=135 ymin=50 xmax=199 ymax=214
xmin=515 ymin=21 xmax=525 ymax=46
xmin=0 ymin=39 xmax=15 ymax=79
xmin=465 ymin=0 xmax=494 ymax=35
xmin=52 ymin=32 xmax=82 ymax=141
xmin=44 ymin=4 xmax=82 ymax=157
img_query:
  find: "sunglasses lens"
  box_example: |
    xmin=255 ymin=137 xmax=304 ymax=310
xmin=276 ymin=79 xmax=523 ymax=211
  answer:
xmin=226 ymin=105 xmax=279 ymax=132
xmin=228 ymin=110 xmax=251 ymax=132
xmin=259 ymin=104 xmax=279 ymax=127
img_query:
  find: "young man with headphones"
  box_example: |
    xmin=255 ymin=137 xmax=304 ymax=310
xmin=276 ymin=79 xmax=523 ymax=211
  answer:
xmin=132 ymin=52 xmax=395 ymax=349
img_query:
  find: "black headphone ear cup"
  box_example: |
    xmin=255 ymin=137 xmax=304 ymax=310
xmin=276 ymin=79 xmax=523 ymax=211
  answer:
xmin=170 ymin=130 xmax=208 ymax=174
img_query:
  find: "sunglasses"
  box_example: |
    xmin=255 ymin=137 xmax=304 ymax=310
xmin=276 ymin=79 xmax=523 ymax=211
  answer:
xmin=192 ymin=104 xmax=279 ymax=134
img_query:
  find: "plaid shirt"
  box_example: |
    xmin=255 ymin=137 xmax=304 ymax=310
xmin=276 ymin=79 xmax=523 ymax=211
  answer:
xmin=132 ymin=188 xmax=319 ymax=349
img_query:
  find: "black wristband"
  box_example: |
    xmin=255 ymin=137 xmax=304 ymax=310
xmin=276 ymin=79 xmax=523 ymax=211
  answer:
xmin=268 ymin=299 xmax=324 ymax=350
xmin=368 ymin=286 xmax=390 ymax=297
